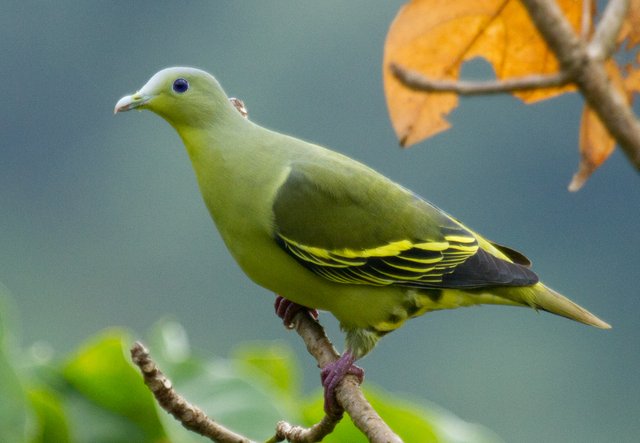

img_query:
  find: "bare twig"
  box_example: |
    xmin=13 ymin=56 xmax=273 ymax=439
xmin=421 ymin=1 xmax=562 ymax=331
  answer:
xmin=520 ymin=0 xmax=640 ymax=170
xmin=589 ymin=0 xmax=630 ymax=60
xmin=130 ymin=342 xmax=254 ymax=443
xmin=580 ymin=0 xmax=592 ymax=40
xmin=272 ymin=415 xmax=340 ymax=443
xmin=390 ymin=63 xmax=570 ymax=95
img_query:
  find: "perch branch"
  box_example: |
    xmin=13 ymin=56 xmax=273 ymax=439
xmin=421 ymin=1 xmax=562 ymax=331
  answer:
xmin=286 ymin=311 xmax=403 ymax=443
xmin=130 ymin=342 xmax=254 ymax=443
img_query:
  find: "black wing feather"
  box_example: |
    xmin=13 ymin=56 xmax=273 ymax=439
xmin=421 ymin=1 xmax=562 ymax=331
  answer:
xmin=441 ymin=248 xmax=538 ymax=288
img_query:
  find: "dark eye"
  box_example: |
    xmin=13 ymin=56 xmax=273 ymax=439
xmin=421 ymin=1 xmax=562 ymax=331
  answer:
xmin=172 ymin=78 xmax=189 ymax=93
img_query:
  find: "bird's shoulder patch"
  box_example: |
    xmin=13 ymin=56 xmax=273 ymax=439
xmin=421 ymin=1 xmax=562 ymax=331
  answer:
xmin=272 ymin=159 xmax=419 ymax=249
xmin=271 ymin=160 xmax=537 ymax=290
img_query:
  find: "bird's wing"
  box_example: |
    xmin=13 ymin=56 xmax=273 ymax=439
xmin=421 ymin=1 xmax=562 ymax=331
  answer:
xmin=272 ymin=160 xmax=538 ymax=289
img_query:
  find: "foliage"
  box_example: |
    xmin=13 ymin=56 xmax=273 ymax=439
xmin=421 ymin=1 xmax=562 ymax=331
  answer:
xmin=0 ymin=286 xmax=502 ymax=443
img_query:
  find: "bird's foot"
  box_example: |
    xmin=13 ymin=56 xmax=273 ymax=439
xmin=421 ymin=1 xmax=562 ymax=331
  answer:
xmin=274 ymin=295 xmax=319 ymax=329
xmin=320 ymin=351 xmax=364 ymax=416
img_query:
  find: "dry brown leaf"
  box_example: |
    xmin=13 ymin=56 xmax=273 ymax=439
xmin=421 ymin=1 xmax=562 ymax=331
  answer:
xmin=618 ymin=0 xmax=640 ymax=47
xmin=623 ymin=52 xmax=640 ymax=94
xmin=384 ymin=0 xmax=582 ymax=146
xmin=569 ymin=105 xmax=616 ymax=191
xmin=569 ymin=61 xmax=626 ymax=191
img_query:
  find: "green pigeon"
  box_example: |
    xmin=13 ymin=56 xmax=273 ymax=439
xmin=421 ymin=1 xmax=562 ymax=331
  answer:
xmin=115 ymin=67 xmax=610 ymax=414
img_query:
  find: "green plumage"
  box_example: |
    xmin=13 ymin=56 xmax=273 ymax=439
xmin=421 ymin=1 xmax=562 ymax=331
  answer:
xmin=115 ymin=67 xmax=610 ymax=362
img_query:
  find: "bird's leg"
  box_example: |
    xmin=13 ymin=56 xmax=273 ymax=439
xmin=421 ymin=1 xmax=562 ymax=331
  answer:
xmin=274 ymin=295 xmax=319 ymax=329
xmin=273 ymin=295 xmax=363 ymax=415
xmin=320 ymin=350 xmax=365 ymax=416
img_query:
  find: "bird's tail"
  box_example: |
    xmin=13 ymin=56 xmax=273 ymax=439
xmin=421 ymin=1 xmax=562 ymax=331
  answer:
xmin=522 ymin=283 xmax=611 ymax=329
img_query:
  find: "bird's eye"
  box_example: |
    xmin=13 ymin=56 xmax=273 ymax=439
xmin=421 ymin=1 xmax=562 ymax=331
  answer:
xmin=172 ymin=78 xmax=189 ymax=94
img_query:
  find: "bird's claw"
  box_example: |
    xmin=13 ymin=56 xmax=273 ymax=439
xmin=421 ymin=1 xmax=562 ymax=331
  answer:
xmin=274 ymin=295 xmax=318 ymax=329
xmin=320 ymin=351 xmax=364 ymax=416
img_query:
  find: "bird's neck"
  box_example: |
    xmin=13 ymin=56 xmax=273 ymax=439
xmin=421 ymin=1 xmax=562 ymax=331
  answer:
xmin=176 ymin=120 xmax=239 ymax=200
xmin=174 ymin=118 xmax=276 ymax=232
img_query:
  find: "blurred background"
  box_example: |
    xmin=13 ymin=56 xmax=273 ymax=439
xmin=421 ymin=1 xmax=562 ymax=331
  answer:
xmin=1 ymin=2 xmax=638 ymax=442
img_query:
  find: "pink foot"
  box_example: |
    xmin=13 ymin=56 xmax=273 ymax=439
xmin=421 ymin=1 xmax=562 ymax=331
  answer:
xmin=274 ymin=295 xmax=318 ymax=329
xmin=320 ymin=351 xmax=364 ymax=416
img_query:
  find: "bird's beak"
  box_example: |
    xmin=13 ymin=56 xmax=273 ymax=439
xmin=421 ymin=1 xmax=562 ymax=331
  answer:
xmin=114 ymin=92 xmax=152 ymax=114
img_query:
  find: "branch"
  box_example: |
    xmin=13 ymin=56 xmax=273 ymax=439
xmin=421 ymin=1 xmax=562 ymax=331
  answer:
xmin=272 ymin=416 xmax=340 ymax=443
xmin=130 ymin=342 xmax=254 ymax=443
xmin=390 ymin=0 xmax=640 ymax=171
xmin=520 ymin=0 xmax=640 ymax=170
xmin=580 ymin=0 xmax=592 ymax=40
xmin=390 ymin=63 xmax=570 ymax=95
xmin=588 ymin=0 xmax=630 ymax=60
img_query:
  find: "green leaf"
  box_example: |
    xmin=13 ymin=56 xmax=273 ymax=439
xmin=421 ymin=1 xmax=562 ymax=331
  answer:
xmin=27 ymin=387 xmax=70 ymax=443
xmin=303 ymin=386 xmax=504 ymax=443
xmin=0 ymin=342 xmax=30 ymax=443
xmin=145 ymin=318 xmax=192 ymax=366
xmin=232 ymin=340 xmax=301 ymax=398
xmin=152 ymin=349 xmax=290 ymax=441
xmin=62 ymin=389 xmax=149 ymax=443
xmin=61 ymin=329 xmax=165 ymax=441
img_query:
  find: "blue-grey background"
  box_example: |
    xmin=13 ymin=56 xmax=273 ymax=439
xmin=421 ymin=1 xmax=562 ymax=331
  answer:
xmin=1 ymin=2 xmax=638 ymax=442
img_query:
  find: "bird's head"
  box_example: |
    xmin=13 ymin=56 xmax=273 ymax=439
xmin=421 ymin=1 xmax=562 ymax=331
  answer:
xmin=114 ymin=67 xmax=236 ymax=129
